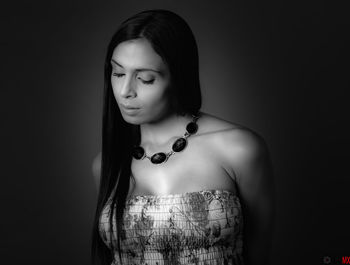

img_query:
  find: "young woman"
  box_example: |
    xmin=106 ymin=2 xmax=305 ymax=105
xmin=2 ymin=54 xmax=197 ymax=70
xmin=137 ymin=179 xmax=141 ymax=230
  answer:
xmin=91 ymin=9 xmax=274 ymax=265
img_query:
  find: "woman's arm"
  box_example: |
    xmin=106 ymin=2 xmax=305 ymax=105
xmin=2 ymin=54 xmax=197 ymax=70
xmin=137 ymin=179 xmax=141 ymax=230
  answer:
xmin=223 ymin=129 xmax=275 ymax=265
xmin=92 ymin=151 xmax=102 ymax=190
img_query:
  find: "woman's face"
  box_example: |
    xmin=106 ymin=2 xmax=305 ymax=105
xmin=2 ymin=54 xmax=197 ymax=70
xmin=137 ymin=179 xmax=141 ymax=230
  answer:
xmin=111 ymin=38 xmax=172 ymax=124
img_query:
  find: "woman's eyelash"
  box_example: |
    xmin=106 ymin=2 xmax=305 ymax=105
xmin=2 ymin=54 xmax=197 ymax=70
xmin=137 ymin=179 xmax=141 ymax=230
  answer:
xmin=112 ymin=73 xmax=154 ymax=84
xmin=141 ymin=79 xmax=155 ymax=85
xmin=137 ymin=76 xmax=155 ymax=84
xmin=112 ymin=73 xmax=124 ymax=77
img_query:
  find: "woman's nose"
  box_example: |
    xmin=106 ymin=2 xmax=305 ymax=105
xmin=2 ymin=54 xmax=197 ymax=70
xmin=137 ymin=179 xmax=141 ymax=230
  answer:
xmin=120 ymin=76 xmax=137 ymax=98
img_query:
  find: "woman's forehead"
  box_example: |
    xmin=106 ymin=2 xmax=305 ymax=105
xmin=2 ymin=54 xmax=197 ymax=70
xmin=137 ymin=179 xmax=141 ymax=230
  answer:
xmin=111 ymin=39 xmax=166 ymax=71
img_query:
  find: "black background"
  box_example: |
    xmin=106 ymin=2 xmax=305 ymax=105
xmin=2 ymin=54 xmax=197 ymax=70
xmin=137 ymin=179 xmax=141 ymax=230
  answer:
xmin=1 ymin=1 xmax=349 ymax=264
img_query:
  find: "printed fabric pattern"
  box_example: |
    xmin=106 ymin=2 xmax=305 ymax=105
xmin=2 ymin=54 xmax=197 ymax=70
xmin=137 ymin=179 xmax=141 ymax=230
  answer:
xmin=99 ymin=189 xmax=244 ymax=265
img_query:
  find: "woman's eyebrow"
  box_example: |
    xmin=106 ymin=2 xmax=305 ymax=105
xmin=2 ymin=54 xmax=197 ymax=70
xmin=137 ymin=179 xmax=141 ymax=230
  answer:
xmin=110 ymin=59 xmax=123 ymax=68
xmin=110 ymin=59 xmax=161 ymax=74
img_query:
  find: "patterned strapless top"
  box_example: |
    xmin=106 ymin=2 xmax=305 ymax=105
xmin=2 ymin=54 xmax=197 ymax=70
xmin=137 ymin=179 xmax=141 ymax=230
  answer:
xmin=99 ymin=189 xmax=244 ymax=265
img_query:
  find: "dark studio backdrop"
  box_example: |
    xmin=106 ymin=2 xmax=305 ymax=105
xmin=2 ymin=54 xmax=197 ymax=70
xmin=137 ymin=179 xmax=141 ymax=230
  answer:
xmin=1 ymin=1 xmax=349 ymax=265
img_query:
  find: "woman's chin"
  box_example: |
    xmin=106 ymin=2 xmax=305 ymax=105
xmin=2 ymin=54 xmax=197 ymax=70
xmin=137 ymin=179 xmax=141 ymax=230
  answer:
xmin=119 ymin=108 xmax=175 ymax=125
xmin=120 ymin=113 xmax=143 ymax=125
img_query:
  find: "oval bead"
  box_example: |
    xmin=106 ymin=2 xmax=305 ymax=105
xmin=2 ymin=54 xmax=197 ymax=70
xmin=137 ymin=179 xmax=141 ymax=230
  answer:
xmin=172 ymin=137 xmax=187 ymax=152
xmin=151 ymin=152 xmax=167 ymax=164
xmin=186 ymin=122 xmax=198 ymax=134
xmin=133 ymin=146 xmax=145 ymax=159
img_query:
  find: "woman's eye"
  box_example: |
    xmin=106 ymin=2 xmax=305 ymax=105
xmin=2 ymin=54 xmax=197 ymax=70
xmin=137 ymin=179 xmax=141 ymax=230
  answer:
xmin=142 ymin=79 xmax=155 ymax=85
xmin=112 ymin=73 xmax=124 ymax=78
xmin=138 ymin=77 xmax=155 ymax=85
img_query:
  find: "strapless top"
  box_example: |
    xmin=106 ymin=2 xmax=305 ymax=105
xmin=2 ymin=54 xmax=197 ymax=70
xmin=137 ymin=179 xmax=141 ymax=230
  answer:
xmin=99 ymin=189 xmax=244 ymax=265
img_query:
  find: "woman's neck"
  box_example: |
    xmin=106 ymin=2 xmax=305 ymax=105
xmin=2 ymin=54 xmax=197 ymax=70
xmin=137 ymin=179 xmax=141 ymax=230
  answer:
xmin=140 ymin=112 xmax=191 ymax=149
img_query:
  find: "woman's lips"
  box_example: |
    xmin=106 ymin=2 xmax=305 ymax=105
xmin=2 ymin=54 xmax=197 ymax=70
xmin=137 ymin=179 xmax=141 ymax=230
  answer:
xmin=120 ymin=104 xmax=140 ymax=115
xmin=122 ymin=105 xmax=139 ymax=109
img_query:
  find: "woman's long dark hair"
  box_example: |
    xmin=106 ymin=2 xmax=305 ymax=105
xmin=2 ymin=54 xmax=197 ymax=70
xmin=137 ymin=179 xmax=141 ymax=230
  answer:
xmin=91 ymin=9 xmax=202 ymax=265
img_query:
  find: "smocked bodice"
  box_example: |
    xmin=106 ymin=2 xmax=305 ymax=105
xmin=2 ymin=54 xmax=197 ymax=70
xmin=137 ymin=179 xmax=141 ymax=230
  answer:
xmin=99 ymin=189 xmax=244 ymax=265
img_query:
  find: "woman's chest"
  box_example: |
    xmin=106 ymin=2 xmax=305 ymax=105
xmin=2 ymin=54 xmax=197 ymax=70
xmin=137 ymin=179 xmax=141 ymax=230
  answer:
xmin=99 ymin=190 xmax=244 ymax=258
xmin=128 ymin=137 xmax=237 ymax=196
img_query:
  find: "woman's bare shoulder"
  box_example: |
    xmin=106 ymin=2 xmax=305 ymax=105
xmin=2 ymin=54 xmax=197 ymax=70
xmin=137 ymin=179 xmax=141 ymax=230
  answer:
xmin=198 ymin=112 xmax=268 ymax=165
xmin=197 ymin=111 xmax=249 ymax=136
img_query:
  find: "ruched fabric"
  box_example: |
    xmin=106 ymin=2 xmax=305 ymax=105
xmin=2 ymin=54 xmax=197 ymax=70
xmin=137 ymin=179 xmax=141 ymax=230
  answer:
xmin=99 ymin=189 xmax=244 ymax=265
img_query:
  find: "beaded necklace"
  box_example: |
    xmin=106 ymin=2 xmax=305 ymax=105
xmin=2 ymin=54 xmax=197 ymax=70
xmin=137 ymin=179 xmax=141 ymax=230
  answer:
xmin=132 ymin=114 xmax=200 ymax=164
